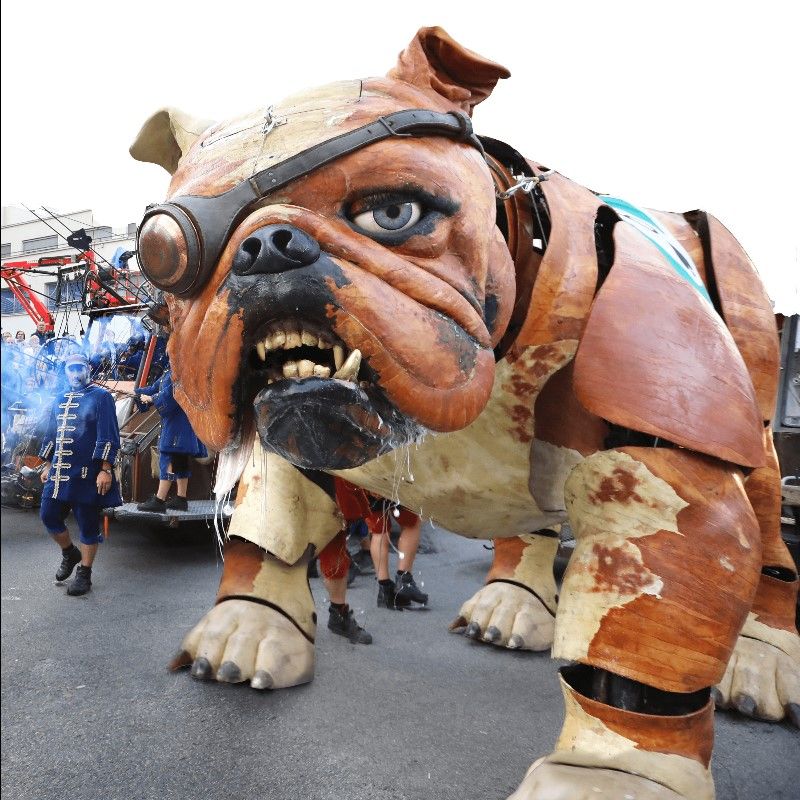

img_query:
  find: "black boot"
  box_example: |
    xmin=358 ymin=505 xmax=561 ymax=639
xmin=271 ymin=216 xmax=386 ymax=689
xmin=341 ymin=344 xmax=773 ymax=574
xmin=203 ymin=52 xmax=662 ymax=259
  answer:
xmin=137 ymin=495 xmax=166 ymax=512
xmin=67 ymin=565 xmax=92 ymax=596
xmin=377 ymin=578 xmax=408 ymax=609
xmin=395 ymin=571 xmax=428 ymax=606
xmin=327 ymin=604 xmax=372 ymax=644
xmin=55 ymin=545 xmax=82 ymax=582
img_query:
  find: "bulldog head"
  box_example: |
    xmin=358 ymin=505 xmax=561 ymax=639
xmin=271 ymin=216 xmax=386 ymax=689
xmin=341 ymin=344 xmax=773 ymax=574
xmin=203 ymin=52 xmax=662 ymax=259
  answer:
xmin=130 ymin=27 xmax=515 ymax=470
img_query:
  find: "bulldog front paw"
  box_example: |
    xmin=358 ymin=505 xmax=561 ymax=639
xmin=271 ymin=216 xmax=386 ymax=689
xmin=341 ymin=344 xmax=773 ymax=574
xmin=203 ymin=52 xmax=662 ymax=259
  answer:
xmin=449 ymin=582 xmax=554 ymax=651
xmin=170 ymin=599 xmax=315 ymax=690
xmin=713 ymin=634 xmax=800 ymax=726
xmin=507 ymin=760 xmax=686 ymax=800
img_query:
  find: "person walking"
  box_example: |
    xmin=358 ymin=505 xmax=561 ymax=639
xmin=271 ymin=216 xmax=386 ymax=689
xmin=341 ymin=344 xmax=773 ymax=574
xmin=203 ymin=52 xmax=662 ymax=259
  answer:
xmin=38 ymin=352 xmax=122 ymax=596
xmin=134 ymin=361 xmax=208 ymax=512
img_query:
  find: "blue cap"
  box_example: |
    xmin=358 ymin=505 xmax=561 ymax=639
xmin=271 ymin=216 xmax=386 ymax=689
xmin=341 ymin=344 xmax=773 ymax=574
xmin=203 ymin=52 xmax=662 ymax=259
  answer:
xmin=64 ymin=352 xmax=90 ymax=369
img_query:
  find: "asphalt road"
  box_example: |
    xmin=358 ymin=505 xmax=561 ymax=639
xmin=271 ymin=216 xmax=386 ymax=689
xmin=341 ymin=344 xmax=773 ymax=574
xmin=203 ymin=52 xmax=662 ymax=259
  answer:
xmin=2 ymin=505 xmax=798 ymax=800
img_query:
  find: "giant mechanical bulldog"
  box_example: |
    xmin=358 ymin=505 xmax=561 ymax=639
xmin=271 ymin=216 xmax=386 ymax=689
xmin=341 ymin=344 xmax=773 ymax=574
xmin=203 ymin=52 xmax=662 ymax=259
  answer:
xmin=131 ymin=27 xmax=799 ymax=800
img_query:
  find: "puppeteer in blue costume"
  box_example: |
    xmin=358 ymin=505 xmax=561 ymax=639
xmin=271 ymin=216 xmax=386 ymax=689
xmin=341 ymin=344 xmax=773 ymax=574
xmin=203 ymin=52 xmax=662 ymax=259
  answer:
xmin=39 ymin=352 xmax=122 ymax=596
xmin=134 ymin=364 xmax=208 ymax=512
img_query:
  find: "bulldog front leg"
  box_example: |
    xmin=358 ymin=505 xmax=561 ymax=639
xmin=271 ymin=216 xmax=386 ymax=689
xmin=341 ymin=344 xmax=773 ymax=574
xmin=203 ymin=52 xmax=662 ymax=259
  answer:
xmin=171 ymin=441 xmax=342 ymax=689
xmin=172 ymin=539 xmax=316 ymax=688
xmin=714 ymin=430 xmax=800 ymax=724
xmin=511 ymin=448 xmax=761 ymax=800
xmin=450 ymin=533 xmax=558 ymax=650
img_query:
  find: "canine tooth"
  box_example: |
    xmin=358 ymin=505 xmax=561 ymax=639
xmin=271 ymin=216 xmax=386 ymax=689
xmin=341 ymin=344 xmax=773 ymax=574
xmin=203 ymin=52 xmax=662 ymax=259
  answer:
xmin=333 ymin=345 xmax=344 ymax=370
xmin=313 ymin=364 xmax=331 ymax=378
xmin=301 ymin=330 xmax=317 ymax=347
xmin=333 ymin=349 xmax=361 ymax=382
xmin=256 ymin=342 xmax=266 ymax=361
xmin=283 ymin=361 xmax=299 ymax=377
xmin=298 ymin=359 xmax=315 ymax=378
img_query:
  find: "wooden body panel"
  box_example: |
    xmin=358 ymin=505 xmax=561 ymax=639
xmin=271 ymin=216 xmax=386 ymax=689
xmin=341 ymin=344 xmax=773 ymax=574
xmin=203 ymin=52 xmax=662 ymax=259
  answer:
xmin=574 ymin=222 xmax=764 ymax=468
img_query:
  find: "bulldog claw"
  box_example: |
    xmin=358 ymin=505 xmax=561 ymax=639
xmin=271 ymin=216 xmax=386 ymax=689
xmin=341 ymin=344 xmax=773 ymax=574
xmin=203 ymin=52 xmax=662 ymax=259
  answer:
xmin=217 ymin=661 xmax=243 ymax=683
xmin=448 ymin=615 xmax=468 ymax=632
xmin=250 ymin=670 xmax=274 ymax=691
xmin=483 ymin=625 xmax=502 ymax=643
xmin=191 ymin=657 xmax=215 ymax=681
xmin=734 ymin=694 xmax=756 ymax=717
xmin=507 ymin=634 xmax=524 ymax=650
xmin=465 ymin=622 xmax=481 ymax=639
xmin=168 ymin=649 xmax=193 ymax=671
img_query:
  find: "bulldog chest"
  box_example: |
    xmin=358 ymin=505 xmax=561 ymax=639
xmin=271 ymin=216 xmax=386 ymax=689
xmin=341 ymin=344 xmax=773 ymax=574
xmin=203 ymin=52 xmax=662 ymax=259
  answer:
xmin=335 ymin=340 xmax=581 ymax=537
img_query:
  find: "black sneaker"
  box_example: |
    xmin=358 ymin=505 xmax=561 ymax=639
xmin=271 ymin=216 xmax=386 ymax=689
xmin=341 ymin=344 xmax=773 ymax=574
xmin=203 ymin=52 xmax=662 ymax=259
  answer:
xmin=327 ymin=605 xmax=372 ymax=644
xmin=55 ymin=545 xmax=82 ymax=582
xmin=137 ymin=495 xmax=166 ymax=512
xmin=377 ymin=580 xmax=409 ymax=609
xmin=165 ymin=496 xmax=188 ymax=511
xmin=395 ymin=571 xmax=428 ymax=606
xmin=67 ymin=565 xmax=92 ymax=596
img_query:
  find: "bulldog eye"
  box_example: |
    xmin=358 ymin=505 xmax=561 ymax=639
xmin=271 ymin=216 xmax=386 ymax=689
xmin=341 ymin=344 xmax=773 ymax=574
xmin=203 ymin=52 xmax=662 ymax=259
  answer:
xmin=351 ymin=201 xmax=422 ymax=234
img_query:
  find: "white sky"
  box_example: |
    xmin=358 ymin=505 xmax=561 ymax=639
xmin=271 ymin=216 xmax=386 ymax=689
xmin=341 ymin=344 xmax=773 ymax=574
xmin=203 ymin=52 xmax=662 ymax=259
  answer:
xmin=2 ymin=0 xmax=798 ymax=312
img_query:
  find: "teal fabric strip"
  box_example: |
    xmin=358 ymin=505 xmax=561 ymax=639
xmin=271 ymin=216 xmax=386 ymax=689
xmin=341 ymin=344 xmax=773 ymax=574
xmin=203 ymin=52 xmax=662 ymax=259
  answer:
xmin=600 ymin=194 xmax=712 ymax=305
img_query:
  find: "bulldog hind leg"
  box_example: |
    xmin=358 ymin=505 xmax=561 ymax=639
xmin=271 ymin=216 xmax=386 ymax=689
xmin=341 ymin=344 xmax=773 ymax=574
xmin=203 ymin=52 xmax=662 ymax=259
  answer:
xmin=450 ymin=533 xmax=558 ymax=651
xmin=510 ymin=448 xmax=761 ymax=800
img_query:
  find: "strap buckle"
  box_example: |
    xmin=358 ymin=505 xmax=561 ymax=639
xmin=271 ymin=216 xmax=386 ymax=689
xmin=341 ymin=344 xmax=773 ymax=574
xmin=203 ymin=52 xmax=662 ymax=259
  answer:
xmin=496 ymin=170 xmax=554 ymax=200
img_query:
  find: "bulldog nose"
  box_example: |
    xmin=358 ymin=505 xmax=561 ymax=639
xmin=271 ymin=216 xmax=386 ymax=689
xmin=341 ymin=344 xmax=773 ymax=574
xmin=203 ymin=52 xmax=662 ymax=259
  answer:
xmin=231 ymin=224 xmax=321 ymax=275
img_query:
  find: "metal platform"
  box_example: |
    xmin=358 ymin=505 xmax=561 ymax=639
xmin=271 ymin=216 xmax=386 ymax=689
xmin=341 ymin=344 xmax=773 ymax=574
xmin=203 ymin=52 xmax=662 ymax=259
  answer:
xmin=108 ymin=500 xmax=232 ymax=527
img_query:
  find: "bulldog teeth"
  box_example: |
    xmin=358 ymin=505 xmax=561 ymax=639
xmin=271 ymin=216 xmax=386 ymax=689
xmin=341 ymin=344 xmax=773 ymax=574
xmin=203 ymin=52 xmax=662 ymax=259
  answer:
xmin=269 ymin=330 xmax=286 ymax=350
xmin=256 ymin=341 xmax=267 ymax=361
xmin=333 ymin=345 xmax=344 ymax=370
xmin=333 ymin=349 xmax=361 ymax=382
xmin=283 ymin=361 xmax=299 ymax=378
xmin=285 ymin=330 xmax=302 ymax=349
xmin=301 ymin=331 xmax=317 ymax=347
xmin=313 ymin=364 xmax=331 ymax=378
xmin=298 ymin=359 xmax=315 ymax=378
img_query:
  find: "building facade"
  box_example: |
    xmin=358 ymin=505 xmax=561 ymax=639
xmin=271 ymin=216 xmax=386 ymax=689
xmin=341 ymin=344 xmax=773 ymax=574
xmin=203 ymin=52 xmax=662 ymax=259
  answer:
xmin=1 ymin=205 xmax=142 ymax=339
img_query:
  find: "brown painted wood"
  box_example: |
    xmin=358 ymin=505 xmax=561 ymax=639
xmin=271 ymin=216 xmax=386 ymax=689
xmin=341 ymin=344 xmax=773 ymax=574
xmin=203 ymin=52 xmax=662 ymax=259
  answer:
xmin=567 ymin=683 xmax=714 ymax=767
xmin=574 ymin=223 xmax=764 ymax=468
xmin=697 ymin=212 xmax=780 ymax=421
xmin=534 ymin=361 xmax=609 ymax=455
xmin=216 ymin=538 xmax=266 ymax=601
xmin=583 ymin=448 xmax=761 ymax=693
xmin=516 ymin=170 xmax=601 ymax=347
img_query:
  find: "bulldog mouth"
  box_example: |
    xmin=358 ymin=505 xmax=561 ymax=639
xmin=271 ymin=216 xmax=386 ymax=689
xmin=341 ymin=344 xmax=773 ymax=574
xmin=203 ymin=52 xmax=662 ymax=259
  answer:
xmin=243 ymin=317 xmax=422 ymax=470
xmin=248 ymin=322 xmax=363 ymax=384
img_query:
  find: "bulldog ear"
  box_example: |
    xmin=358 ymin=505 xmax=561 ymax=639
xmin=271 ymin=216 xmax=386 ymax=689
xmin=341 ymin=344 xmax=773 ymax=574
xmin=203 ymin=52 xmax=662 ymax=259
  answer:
xmin=129 ymin=108 xmax=214 ymax=174
xmin=388 ymin=26 xmax=510 ymax=115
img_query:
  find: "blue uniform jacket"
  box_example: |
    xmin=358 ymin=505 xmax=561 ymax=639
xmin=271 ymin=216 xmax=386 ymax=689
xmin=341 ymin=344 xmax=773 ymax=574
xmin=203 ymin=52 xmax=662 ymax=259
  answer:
xmin=134 ymin=370 xmax=208 ymax=458
xmin=38 ymin=384 xmax=123 ymax=507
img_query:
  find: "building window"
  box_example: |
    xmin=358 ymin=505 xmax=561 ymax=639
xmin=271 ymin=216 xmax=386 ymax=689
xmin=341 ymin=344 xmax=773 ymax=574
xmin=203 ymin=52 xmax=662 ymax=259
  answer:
xmin=1 ymin=243 xmax=10 ymax=257
xmin=22 ymin=235 xmax=58 ymax=253
xmin=85 ymin=226 xmax=112 ymax=241
xmin=1 ymin=288 xmax=25 ymax=315
xmin=44 ymin=278 xmax=83 ymax=310
xmin=127 ymin=222 xmax=138 ymax=237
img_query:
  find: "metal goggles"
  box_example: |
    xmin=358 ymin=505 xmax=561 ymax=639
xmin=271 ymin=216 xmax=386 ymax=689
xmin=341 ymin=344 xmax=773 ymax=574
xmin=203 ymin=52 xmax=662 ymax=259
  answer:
xmin=136 ymin=108 xmax=484 ymax=298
